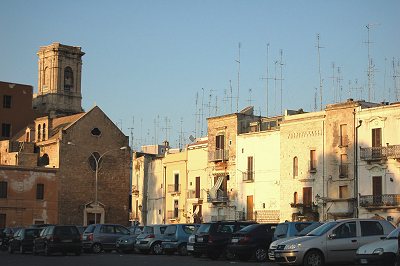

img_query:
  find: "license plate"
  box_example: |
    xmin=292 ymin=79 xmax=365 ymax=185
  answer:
xmin=231 ymin=238 xmax=239 ymax=243
xmin=275 ymin=253 xmax=281 ymax=258
xmin=360 ymin=259 xmax=368 ymax=264
xmin=62 ymin=239 xmax=72 ymax=243
xmin=136 ymin=240 xmax=140 ymax=244
xmin=187 ymin=246 xmax=193 ymax=251
xmin=197 ymin=237 xmax=203 ymax=242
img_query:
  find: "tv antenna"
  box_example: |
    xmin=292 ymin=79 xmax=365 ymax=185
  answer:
xmin=236 ymin=42 xmax=241 ymax=112
xmin=365 ymin=23 xmax=379 ymax=101
xmin=260 ymin=43 xmax=273 ymax=117
xmin=316 ymin=33 xmax=324 ymax=110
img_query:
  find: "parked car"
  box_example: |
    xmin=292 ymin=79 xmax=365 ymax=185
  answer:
xmin=268 ymin=222 xmax=323 ymax=261
xmin=186 ymin=225 xmax=200 ymax=255
xmin=227 ymin=223 xmax=277 ymax=262
xmin=273 ymin=221 xmax=316 ymax=241
xmin=116 ymin=225 xmax=143 ymax=253
xmin=193 ymin=220 xmax=256 ymax=260
xmin=135 ymin=224 xmax=168 ymax=255
xmin=82 ymin=223 xmax=131 ymax=253
xmin=355 ymin=226 xmax=400 ymax=266
xmin=33 ymin=225 xmax=82 ymax=256
xmin=273 ymin=218 xmax=395 ymax=266
xmin=1 ymin=227 xmax=22 ymax=251
xmin=162 ymin=223 xmax=199 ymax=256
xmin=8 ymin=227 xmax=41 ymax=254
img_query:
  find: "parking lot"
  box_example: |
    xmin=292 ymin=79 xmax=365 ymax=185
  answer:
xmin=1 ymin=250 xmax=277 ymax=266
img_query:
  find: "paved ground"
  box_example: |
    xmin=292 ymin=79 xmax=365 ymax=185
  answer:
xmin=0 ymin=250 xmax=278 ymax=266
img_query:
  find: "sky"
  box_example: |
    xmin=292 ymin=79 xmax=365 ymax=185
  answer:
xmin=1 ymin=0 xmax=399 ymax=149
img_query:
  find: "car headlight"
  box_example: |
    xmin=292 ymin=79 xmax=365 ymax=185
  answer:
xmin=373 ymin=248 xmax=384 ymax=255
xmin=284 ymin=243 xmax=302 ymax=250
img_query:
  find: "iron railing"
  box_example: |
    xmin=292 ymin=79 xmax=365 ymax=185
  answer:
xmin=167 ymin=184 xmax=181 ymax=193
xmin=207 ymin=189 xmax=228 ymax=203
xmin=242 ymin=171 xmax=254 ymax=182
xmin=208 ymin=149 xmax=229 ymax=162
xmin=360 ymin=145 xmax=400 ymax=161
xmin=359 ymin=194 xmax=400 ymax=208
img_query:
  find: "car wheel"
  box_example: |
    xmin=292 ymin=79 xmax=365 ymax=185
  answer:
xmin=178 ymin=243 xmax=187 ymax=256
xmin=8 ymin=244 xmax=13 ymax=254
xmin=150 ymin=242 xmax=163 ymax=255
xmin=92 ymin=243 xmax=102 ymax=254
xmin=303 ymin=250 xmax=324 ymax=266
xmin=19 ymin=244 xmax=25 ymax=254
xmin=254 ymin=247 xmax=267 ymax=262
xmin=44 ymin=245 xmax=51 ymax=256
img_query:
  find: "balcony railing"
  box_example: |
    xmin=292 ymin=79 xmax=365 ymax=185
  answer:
xmin=242 ymin=171 xmax=254 ymax=182
xmin=208 ymin=149 xmax=229 ymax=162
xmin=360 ymin=145 xmax=400 ymax=161
xmin=211 ymin=215 xmax=226 ymax=222
xmin=167 ymin=210 xmax=182 ymax=219
xmin=167 ymin=184 xmax=181 ymax=194
xmin=339 ymin=164 xmax=349 ymax=178
xmin=359 ymin=194 xmax=400 ymax=208
xmin=187 ymin=189 xmax=202 ymax=199
xmin=207 ymin=189 xmax=228 ymax=203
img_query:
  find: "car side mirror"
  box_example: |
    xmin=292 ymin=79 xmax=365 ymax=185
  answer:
xmin=328 ymin=233 xmax=336 ymax=239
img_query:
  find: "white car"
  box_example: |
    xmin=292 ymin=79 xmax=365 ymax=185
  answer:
xmin=355 ymin=227 xmax=399 ymax=266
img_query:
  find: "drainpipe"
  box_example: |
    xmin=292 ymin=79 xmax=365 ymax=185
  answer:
xmin=322 ymin=119 xmax=325 ymax=221
xmin=163 ymin=165 xmax=167 ymax=224
xmin=354 ymin=109 xmax=363 ymax=218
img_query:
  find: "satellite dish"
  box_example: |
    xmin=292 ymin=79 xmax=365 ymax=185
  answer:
xmin=189 ymin=135 xmax=195 ymax=142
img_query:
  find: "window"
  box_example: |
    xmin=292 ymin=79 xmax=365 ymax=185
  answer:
xmin=372 ymin=128 xmax=382 ymax=159
xmin=339 ymin=154 xmax=348 ymax=178
xmin=339 ymin=185 xmax=349 ymax=199
xmin=372 ymin=176 xmax=382 ymax=205
xmin=195 ymin=176 xmax=200 ymax=198
xmin=293 ymin=156 xmax=298 ymax=178
xmin=303 ymin=187 xmax=312 ymax=206
xmin=37 ymin=124 xmax=41 ymax=141
xmin=91 ymin=128 xmax=101 ymax=136
xmin=216 ymin=134 xmax=225 ymax=150
xmin=174 ymin=200 xmax=179 ymax=218
xmin=360 ymin=221 xmax=384 ymax=236
xmin=0 ymin=213 xmax=5 ymax=228
xmin=293 ymin=192 xmax=298 ymax=205
xmin=42 ymin=123 xmax=46 ymax=140
xmin=3 ymin=95 xmax=11 ymax=108
xmin=36 ymin=184 xmax=44 ymax=200
xmin=340 ymin=124 xmax=348 ymax=146
xmin=333 ymin=222 xmax=357 ymax=239
xmin=0 ymin=181 xmax=7 ymax=198
xmin=64 ymin=67 xmax=74 ymax=92
xmin=1 ymin=123 xmax=11 ymax=138
xmin=88 ymin=152 xmax=101 ymax=171
xmin=174 ymin=173 xmax=179 ymax=192
xmin=310 ymin=150 xmax=317 ymax=172
xmin=100 ymin=225 xmax=115 ymax=234
xmin=247 ymin=156 xmax=254 ymax=180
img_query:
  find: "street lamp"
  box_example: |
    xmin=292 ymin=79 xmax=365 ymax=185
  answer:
xmin=68 ymin=142 xmax=127 ymax=223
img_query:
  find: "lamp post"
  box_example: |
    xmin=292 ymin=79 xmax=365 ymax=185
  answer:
xmin=68 ymin=142 xmax=127 ymax=224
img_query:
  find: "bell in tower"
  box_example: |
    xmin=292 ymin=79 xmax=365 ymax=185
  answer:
xmin=33 ymin=42 xmax=85 ymax=117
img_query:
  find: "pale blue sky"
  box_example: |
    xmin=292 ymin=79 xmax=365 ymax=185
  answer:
xmin=1 ymin=0 xmax=399 ymax=149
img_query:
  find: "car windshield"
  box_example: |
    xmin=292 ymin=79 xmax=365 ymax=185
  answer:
xmin=84 ymin=224 xmax=95 ymax=234
xmin=238 ymin=224 xmax=259 ymax=233
xmin=142 ymin=226 xmax=154 ymax=234
xmin=197 ymin=224 xmax=211 ymax=234
xmin=386 ymin=227 xmax=400 ymax=239
xmin=274 ymin=223 xmax=288 ymax=238
xmin=296 ymin=223 xmax=323 ymax=236
xmin=307 ymin=222 xmax=338 ymax=236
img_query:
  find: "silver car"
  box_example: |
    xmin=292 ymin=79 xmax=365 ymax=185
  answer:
xmin=135 ymin=224 xmax=168 ymax=255
xmin=274 ymin=218 xmax=395 ymax=266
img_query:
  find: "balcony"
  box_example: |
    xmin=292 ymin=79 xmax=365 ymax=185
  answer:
xmin=208 ymin=149 xmax=229 ymax=162
xmin=167 ymin=210 xmax=182 ymax=220
xmin=187 ymin=189 xmax=202 ymax=203
xmin=359 ymin=194 xmax=400 ymax=209
xmin=207 ymin=189 xmax=228 ymax=203
xmin=167 ymin=184 xmax=181 ymax=194
xmin=242 ymin=171 xmax=254 ymax=182
xmin=211 ymin=215 xmax=227 ymax=222
xmin=360 ymin=145 xmax=400 ymax=161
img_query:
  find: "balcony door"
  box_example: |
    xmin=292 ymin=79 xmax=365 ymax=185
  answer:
xmin=195 ymin=176 xmax=200 ymax=198
xmin=247 ymin=195 xmax=254 ymax=221
xmin=303 ymin=187 xmax=312 ymax=207
xmin=372 ymin=176 xmax=382 ymax=205
xmin=372 ymin=128 xmax=382 ymax=158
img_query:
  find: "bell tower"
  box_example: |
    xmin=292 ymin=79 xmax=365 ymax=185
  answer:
xmin=33 ymin=42 xmax=85 ymax=117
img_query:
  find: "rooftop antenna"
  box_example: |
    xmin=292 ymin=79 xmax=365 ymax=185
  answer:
xmin=350 ymin=79 xmax=363 ymax=100
xmin=215 ymin=95 xmax=218 ymax=116
xmin=223 ymin=89 xmax=227 ymax=114
xmin=260 ymin=43 xmax=273 ymax=117
xmin=337 ymin=67 xmax=343 ymax=102
xmin=316 ymin=33 xmax=324 ymax=110
xmin=154 ymin=115 xmax=160 ymax=145
xmin=179 ymin=117 xmax=184 ymax=150
xmin=194 ymin=92 xmax=199 ymax=138
xmin=365 ymin=23 xmax=379 ymax=102
xmin=162 ymin=116 xmax=171 ymax=142
xmin=279 ymin=49 xmax=285 ymax=115
xmin=200 ymin=88 xmax=205 ymax=136
xmin=128 ymin=116 xmax=135 ymax=151
xmin=236 ymin=42 xmax=241 ymax=112
xmin=329 ymin=62 xmax=336 ymax=102
xmin=229 ymin=80 xmax=233 ymax=113
xmin=394 ymin=57 xmax=400 ymax=102
xmin=208 ymin=89 xmax=214 ymax=117
xmin=248 ymin=88 xmax=253 ymax=106
xmin=314 ymin=88 xmax=318 ymax=111
xmin=274 ymin=60 xmax=278 ymax=115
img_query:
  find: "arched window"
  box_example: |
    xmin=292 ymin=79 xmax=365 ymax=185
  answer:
xmin=37 ymin=124 xmax=41 ymax=141
xmin=64 ymin=67 xmax=74 ymax=92
xmin=42 ymin=123 xmax=46 ymax=140
xmin=293 ymin=156 xmax=298 ymax=178
xmin=38 ymin=153 xmax=49 ymax=166
xmin=88 ymin=152 xmax=101 ymax=171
